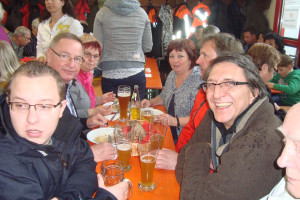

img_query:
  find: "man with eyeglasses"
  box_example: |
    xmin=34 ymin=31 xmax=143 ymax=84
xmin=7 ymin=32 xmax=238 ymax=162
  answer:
xmin=0 ymin=62 xmax=128 ymax=199
xmin=175 ymin=53 xmax=283 ymax=200
xmin=46 ymin=32 xmax=107 ymax=130
xmin=8 ymin=26 xmax=31 ymax=59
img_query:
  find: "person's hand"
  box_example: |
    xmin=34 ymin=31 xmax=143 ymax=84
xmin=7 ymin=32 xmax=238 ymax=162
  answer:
xmin=155 ymin=148 xmax=178 ymax=170
xmin=274 ymin=102 xmax=281 ymax=111
xmin=267 ymin=82 xmax=274 ymax=89
xmin=98 ymin=105 xmax=112 ymax=116
xmin=156 ymin=113 xmax=177 ymax=127
xmin=87 ymin=113 xmax=107 ymax=128
xmin=97 ymin=174 xmax=128 ymax=200
xmin=37 ymin=56 xmax=46 ymax=64
xmin=102 ymin=92 xmax=116 ymax=104
xmin=141 ymin=99 xmax=151 ymax=108
xmin=91 ymin=143 xmax=116 ymax=162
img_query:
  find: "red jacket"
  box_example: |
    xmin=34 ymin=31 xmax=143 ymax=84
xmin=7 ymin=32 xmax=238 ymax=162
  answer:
xmin=175 ymin=89 xmax=209 ymax=152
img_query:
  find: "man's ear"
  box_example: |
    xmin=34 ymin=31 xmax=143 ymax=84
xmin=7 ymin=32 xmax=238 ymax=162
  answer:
xmin=261 ymin=64 xmax=269 ymax=73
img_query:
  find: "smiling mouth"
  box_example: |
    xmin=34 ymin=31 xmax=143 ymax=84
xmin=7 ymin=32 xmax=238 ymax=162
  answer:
xmin=216 ymin=102 xmax=232 ymax=108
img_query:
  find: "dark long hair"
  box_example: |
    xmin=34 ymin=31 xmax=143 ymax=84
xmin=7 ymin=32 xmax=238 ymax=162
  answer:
xmin=40 ymin=0 xmax=77 ymax=22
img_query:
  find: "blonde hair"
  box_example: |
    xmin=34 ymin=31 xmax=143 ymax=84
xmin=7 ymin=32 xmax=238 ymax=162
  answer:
xmin=0 ymin=41 xmax=20 ymax=82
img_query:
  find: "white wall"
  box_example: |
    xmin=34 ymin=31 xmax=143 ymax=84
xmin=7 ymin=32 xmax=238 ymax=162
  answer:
xmin=265 ymin=0 xmax=277 ymax=30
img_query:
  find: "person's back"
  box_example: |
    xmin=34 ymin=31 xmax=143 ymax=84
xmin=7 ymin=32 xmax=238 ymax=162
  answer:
xmin=269 ymin=54 xmax=300 ymax=106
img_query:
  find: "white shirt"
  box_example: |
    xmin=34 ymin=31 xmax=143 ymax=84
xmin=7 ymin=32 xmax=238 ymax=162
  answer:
xmin=260 ymin=177 xmax=296 ymax=200
xmin=36 ymin=14 xmax=83 ymax=59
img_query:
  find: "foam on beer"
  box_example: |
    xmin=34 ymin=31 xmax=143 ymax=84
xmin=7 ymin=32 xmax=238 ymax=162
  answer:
xmin=118 ymin=92 xmax=130 ymax=97
xmin=118 ymin=143 xmax=131 ymax=151
xmin=141 ymin=155 xmax=156 ymax=163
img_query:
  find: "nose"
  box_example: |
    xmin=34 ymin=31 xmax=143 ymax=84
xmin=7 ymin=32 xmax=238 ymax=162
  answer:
xmin=212 ymin=84 xmax=225 ymax=99
xmin=277 ymin=144 xmax=295 ymax=169
xmin=196 ymin=55 xmax=202 ymax=65
xmin=27 ymin=106 xmax=39 ymax=124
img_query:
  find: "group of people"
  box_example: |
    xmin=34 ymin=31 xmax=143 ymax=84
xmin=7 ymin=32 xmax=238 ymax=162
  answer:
xmin=1 ymin=0 xmax=300 ymax=200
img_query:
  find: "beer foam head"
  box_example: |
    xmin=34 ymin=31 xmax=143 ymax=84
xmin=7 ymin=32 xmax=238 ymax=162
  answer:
xmin=118 ymin=92 xmax=130 ymax=97
xmin=118 ymin=143 xmax=131 ymax=151
xmin=141 ymin=155 xmax=156 ymax=163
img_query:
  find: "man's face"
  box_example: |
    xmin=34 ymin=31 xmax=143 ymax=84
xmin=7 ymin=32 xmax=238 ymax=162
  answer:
xmin=8 ymin=74 xmax=67 ymax=145
xmin=277 ymin=105 xmax=300 ymax=198
xmin=265 ymin=39 xmax=278 ymax=49
xmin=278 ymin=66 xmax=291 ymax=78
xmin=196 ymin=40 xmax=217 ymax=77
xmin=47 ymin=38 xmax=82 ymax=84
xmin=243 ymin=32 xmax=257 ymax=45
xmin=19 ymin=32 xmax=31 ymax=46
xmin=206 ymin=62 xmax=257 ymax=129
xmin=259 ymin=64 xmax=277 ymax=84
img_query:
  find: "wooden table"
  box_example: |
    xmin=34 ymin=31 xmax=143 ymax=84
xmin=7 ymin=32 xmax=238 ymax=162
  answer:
xmin=94 ymin=105 xmax=180 ymax=200
xmin=145 ymin=57 xmax=163 ymax=90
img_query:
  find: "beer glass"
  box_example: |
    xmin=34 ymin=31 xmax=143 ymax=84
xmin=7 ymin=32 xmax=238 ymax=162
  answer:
xmin=138 ymin=131 xmax=160 ymax=191
xmin=151 ymin=121 xmax=168 ymax=149
xmin=115 ymin=120 xmax=133 ymax=172
xmin=118 ymin=85 xmax=131 ymax=120
xmin=141 ymin=109 xmax=154 ymax=124
xmin=101 ymin=160 xmax=132 ymax=199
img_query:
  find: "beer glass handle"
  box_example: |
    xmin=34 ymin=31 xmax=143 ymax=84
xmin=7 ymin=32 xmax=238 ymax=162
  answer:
xmin=123 ymin=178 xmax=133 ymax=199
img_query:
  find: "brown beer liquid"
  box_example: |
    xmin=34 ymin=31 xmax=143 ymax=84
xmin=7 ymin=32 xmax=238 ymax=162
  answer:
xmin=140 ymin=155 xmax=156 ymax=187
xmin=117 ymin=144 xmax=131 ymax=167
xmin=118 ymin=93 xmax=130 ymax=119
xmin=150 ymin=134 xmax=164 ymax=149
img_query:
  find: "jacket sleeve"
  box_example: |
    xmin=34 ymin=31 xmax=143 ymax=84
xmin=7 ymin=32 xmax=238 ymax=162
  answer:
xmin=70 ymin=19 xmax=83 ymax=37
xmin=93 ymin=9 xmax=104 ymax=47
xmin=0 ymin=153 xmax=45 ymax=200
xmin=273 ymin=76 xmax=300 ymax=94
xmin=57 ymin=139 xmax=98 ymax=199
xmin=36 ymin=23 xmax=45 ymax=59
xmin=176 ymin=122 xmax=283 ymax=200
xmin=141 ymin=12 xmax=153 ymax=53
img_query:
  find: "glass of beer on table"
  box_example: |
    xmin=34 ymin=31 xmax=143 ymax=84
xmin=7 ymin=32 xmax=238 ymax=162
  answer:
xmin=115 ymin=120 xmax=133 ymax=172
xmin=150 ymin=121 xmax=168 ymax=149
xmin=118 ymin=85 xmax=131 ymax=120
xmin=138 ymin=131 xmax=161 ymax=191
xmin=101 ymin=160 xmax=133 ymax=199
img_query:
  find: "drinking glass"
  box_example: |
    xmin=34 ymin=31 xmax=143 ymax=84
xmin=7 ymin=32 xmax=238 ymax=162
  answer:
xmin=114 ymin=120 xmax=133 ymax=172
xmin=151 ymin=121 xmax=168 ymax=149
xmin=141 ymin=109 xmax=154 ymax=124
xmin=118 ymin=85 xmax=131 ymax=120
xmin=101 ymin=160 xmax=132 ymax=199
xmin=138 ymin=131 xmax=160 ymax=191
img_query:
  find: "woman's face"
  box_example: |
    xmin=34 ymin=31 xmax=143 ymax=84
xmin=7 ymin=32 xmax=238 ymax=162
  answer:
xmin=81 ymin=47 xmax=100 ymax=73
xmin=169 ymin=49 xmax=192 ymax=74
xmin=45 ymin=0 xmax=64 ymax=14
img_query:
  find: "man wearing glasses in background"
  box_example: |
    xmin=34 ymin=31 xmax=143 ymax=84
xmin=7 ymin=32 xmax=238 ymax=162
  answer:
xmin=8 ymin=26 xmax=31 ymax=59
xmin=175 ymin=53 xmax=284 ymax=200
xmin=0 ymin=62 xmax=128 ymax=199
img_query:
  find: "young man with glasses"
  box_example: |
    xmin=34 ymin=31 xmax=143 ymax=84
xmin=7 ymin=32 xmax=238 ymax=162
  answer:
xmin=0 ymin=62 xmax=128 ymax=199
xmin=175 ymin=53 xmax=284 ymax=200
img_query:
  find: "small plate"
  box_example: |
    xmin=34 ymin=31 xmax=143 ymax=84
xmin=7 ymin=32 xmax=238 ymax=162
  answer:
xmin=142 ymin=108 xmax=164 ymax=116
xmin=105 ymin=113 xmax=120 ymax=121
xmin=87 ymin=127 xmax=115 ymax=144
xmin=103 ymin=102 xmax=114 ymax=106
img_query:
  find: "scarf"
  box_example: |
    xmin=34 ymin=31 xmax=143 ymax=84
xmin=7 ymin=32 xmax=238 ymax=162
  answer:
xmin=76 ymin=70 xmax=96 ymax=108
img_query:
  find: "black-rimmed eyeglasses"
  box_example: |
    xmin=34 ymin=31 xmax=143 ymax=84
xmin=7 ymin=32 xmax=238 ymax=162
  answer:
xmin=201 ymin=81 xmax=249 ymax=92
xmin=50 ymin=48 xmax=84 ymax=65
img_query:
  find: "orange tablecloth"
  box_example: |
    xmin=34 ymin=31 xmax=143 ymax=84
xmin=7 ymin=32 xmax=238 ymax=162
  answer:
xmin=94 ymin=105 xmax=180 ymax=200
xmin=145 ymin=57 xmax=163 ymax=90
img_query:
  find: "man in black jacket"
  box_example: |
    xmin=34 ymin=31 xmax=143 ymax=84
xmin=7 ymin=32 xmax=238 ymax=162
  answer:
xmin=0 ymin=62 xmax=128 ymax=199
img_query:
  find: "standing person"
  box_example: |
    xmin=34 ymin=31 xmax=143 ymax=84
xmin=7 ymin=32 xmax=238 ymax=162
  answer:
xmin=70 ymin=33 xmax=115 ymax=118
xmin=155 ymin=33 xmax=244 ymax=171
xmin=141 ymin=39 xmax=202 ymax=144
xmin=261 ymin=103 xmax=300 ymax=200
xmin=8 ymin=26 xmax=31 ymax=59
xmin=37 ymin=0 xmax=83 ymax=63
xmin=0 ymin=62 xmax=128 ymax=200
xmin=46 ymin=32 xmax=116 ymax=162
xmin=93 ymin=0 xmax=153 ymax=98
xmin=176 ymin=53 xmax=283 ymax=200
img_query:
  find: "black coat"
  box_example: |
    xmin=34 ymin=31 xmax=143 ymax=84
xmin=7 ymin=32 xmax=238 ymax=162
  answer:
xmin=0 ymin=95 xmax=116 ymax=200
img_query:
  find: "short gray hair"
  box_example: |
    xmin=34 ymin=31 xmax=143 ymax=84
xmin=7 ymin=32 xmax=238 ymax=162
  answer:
xmin=13 ymin=26 xmax=30 ymax=37
xmin=202 ymin=25 xmax=220 ymax=36
xmin=49 ymin=32 xmax=83 ymax=49
xmin=204 ymin=52 xmax=267 ymax=99
xmin=0 ymin=41 xmax=20 ymax=82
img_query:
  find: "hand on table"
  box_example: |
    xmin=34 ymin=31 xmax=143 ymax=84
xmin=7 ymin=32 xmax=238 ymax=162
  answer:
xmin=97 ymin=174 xmax=128 ymax=200
xmin=102 ymin=92 xmax=116 ymax=104
xmin=156 ymin=113 xmax=177 ymax=127
xmin=155 ymin=148 xmax=178 ymax=170
xmin=91 ymin=143 xmax=116 ymax=162
xmin=141 ymin=99 xmax=151 ymax=108
xmin=87 ymin=113 xmax=108 ymax=128
xmin=98 ymin=105 xmax=112 ymax=116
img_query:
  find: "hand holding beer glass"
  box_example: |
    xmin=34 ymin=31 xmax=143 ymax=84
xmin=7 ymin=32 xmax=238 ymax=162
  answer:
xmin=118 ymin=85 xmax=131 ymax=120
xmin=138 ymin=131 xmax=161 ymax=191
xmin=115 ymin=121 xmax=133 ymax=172
xmin=101 ymin=160 xmax=132 ymax=199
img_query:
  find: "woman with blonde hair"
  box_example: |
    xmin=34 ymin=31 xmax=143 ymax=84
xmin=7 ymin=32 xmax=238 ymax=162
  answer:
xmin=0 ymin=41 xmax=21 ymax=94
